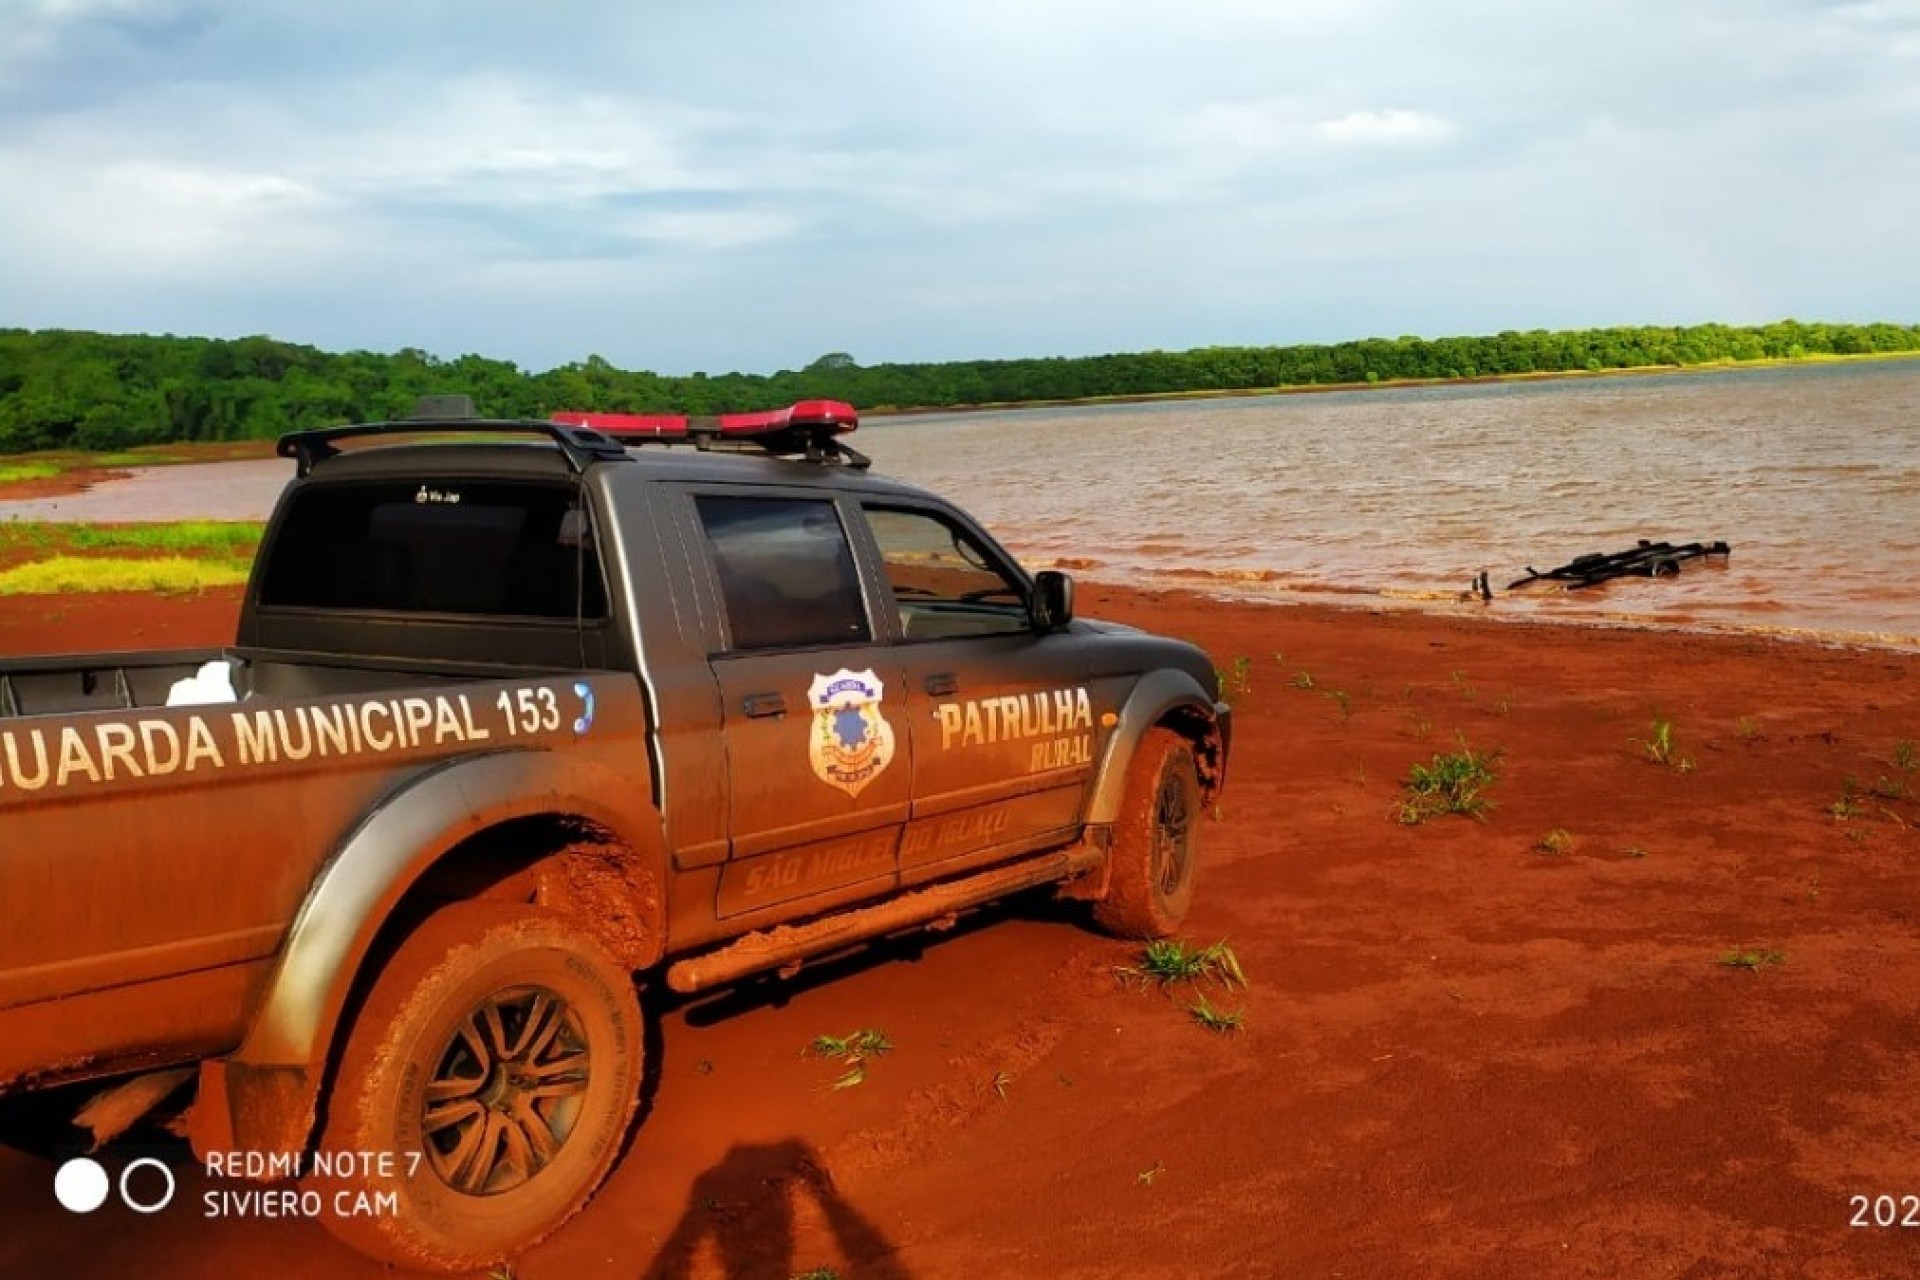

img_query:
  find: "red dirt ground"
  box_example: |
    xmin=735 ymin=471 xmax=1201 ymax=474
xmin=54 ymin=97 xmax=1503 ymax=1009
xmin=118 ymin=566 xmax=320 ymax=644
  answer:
xmin=0 ymin=467 xmax=135 ymax=500
xmin=2 ymin=586 xmax=1919 ymax=1279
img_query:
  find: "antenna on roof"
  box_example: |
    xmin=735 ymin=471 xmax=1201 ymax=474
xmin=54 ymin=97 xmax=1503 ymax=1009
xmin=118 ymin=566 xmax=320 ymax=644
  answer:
xmin=411 ymin=394 xmax=476 ymax=420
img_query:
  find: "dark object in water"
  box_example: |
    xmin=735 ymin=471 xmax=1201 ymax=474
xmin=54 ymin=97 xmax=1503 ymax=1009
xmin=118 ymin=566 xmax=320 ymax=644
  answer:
xmin=1506 ymin=540 xmax=1731 ymax=592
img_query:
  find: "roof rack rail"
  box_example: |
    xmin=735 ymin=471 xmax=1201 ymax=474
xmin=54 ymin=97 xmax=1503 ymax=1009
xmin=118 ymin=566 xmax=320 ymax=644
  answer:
xmin=552 ymin=399 xmax=871 ymax=470
xmin=276 ymin=419 xmax=633 ymax=478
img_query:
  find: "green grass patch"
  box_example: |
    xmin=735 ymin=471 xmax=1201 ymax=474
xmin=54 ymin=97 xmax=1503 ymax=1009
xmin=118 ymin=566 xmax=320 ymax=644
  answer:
xmin=0 ymin=520 xmax=264 ymax=556
xmin=1214 ymin=654 xmax=1253 ymax=698
xmin=806 ymin=1028 xmax=893 ymax=1090
xmin=1641 ymin=717 xmax=1696 ymax=772
xmin=0 ymin=556 xmax=250 ymax=596
xmin=1719 ymin=948 xmax=1786 ymax=971
xmin=1117 ymin=938 xmax=1247 ymax=989
xmin=1187 ymin=994 xmax=1245 ymax=1034
xmin=1399 ymin=738 xmax=1501 ymax=824
xmin=88 ymin=452 xmax=186 ymax=467
xmin=0 ymin=463 xmax=62 ymax=484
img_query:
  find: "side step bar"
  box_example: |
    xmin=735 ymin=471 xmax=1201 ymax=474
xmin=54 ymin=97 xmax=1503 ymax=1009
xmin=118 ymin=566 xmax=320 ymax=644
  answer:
xmin=665 ymin=842 xmax=1105 ymax=994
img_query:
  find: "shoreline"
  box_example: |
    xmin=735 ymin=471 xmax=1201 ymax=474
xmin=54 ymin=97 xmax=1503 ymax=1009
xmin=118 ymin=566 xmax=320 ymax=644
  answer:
xmin=863 ymin=347 xmax=1920 ymax=418
xmin=0 ymin=573 xmax=1910 ymax=662
xmin=0 ymin=567 xmax=1913 ymax=660
xmin=1059 ymin=563 xmax=1920 ymax=657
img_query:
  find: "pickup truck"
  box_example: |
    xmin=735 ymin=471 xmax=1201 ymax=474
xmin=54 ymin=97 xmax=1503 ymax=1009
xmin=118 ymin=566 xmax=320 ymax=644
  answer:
xmin=0 ymin=399 xmax=1229 ymax=1272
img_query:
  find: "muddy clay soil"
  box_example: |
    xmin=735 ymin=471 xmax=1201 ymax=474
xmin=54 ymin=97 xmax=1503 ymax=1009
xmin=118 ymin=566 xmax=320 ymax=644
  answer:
xmin=2 ymin=586 xmax=1918 ymax=1280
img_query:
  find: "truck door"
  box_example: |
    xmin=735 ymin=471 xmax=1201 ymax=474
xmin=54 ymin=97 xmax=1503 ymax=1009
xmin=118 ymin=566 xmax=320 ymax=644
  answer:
xmin=691 ymin=492 xmax=910 ymax=919
xmin=856 ymin=503 xmax=1104 ymax=876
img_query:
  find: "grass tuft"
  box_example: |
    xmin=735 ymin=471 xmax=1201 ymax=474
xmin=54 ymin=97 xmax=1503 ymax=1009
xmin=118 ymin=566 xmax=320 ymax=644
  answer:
xmin=1398 ymin=738 xmax=1501 ymax=824
xmin=1187 ymin=994 xmax=1245 ymax=1034
xmin=1117 ymin=938 xmax=1247 ymax=989
xmin=807 ymin=1028 xmax=893 ymax=1090
xmin=1215 ymin=654 xmax=1253 ymax=698
xmin=1719 ymin=948 xmax=1786 ymax=971
xmin=1641 ymin=718 xmax=1696 ymax=772
xmin=1829 ymin=778 xmax=1863 ymax=821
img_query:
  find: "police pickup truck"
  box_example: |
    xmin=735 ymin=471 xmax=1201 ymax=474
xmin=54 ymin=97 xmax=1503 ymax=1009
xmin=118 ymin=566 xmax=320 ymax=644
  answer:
xmin=0 ymin=399 xmax=1229 ymax=1271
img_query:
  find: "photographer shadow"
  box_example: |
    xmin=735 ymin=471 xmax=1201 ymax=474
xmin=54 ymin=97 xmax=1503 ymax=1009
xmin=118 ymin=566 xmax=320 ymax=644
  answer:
xmin=640 ymin=1138 xmax=909 ymax=1280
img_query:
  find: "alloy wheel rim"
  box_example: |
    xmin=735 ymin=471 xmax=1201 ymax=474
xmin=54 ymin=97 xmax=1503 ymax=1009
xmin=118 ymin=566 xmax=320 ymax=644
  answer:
xmin=420 ymin=986 xmax=591 ymax=1196
xmin=1152 ymin=766 xmax=1194 ymax=897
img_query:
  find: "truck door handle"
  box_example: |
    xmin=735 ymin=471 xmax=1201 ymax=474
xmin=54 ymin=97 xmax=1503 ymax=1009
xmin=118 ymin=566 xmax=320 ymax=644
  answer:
xmin=924 ymin=672 xmax=959 ymax=697
xmin=742 ymin=692 xmax=787 ymax=718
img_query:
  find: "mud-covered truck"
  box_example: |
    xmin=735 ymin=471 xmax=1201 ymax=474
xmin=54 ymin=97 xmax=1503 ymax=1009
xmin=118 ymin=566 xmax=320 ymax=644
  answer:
xmin=0 ymin=400 xmax=1229 ymax=1271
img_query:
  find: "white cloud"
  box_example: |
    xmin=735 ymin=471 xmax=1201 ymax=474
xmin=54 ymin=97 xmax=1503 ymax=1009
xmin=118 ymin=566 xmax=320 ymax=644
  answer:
xmin=612 ymin=209 xmax=798 ymax=250
xmin=1314 ymin=108 xmax=1457 ymax=146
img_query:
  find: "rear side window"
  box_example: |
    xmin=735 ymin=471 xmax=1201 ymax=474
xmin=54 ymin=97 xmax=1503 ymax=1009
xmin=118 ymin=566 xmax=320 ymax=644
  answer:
xmin=695 ymin=495 xmax=870 ymax=650
xmin=258 ymin=481 xmax=607 ymax=619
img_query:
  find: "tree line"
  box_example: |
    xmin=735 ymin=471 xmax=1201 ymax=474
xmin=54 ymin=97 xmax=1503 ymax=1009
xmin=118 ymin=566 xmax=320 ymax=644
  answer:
xmin=2 ymin=319 xmax=1917 ymax=455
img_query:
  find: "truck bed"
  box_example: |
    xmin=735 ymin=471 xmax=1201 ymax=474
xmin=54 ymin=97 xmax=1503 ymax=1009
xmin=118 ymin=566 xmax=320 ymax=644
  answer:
xmin=0 ymin=650 xmax=227 ymax=719
xmin=0 ymin=647 xmax=577 ymax=721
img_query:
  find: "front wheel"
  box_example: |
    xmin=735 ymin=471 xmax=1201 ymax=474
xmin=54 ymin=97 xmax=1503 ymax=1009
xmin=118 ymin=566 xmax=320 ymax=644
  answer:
xmin=308 ymin=900 xmax=642 ymax=1273
xmin=1093 ymin=727 xmax=1202 ymax=939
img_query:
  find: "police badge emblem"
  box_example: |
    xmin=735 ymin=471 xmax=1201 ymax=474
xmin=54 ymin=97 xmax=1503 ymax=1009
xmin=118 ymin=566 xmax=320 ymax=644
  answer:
xmin=807 ymin=668 xmax=897 ymax=797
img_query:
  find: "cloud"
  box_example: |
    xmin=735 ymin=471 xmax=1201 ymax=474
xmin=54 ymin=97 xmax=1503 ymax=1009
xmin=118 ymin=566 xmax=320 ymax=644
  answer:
xmin=1 ymin=0 xmax=1918 ymax=372
xmin=1314 ymin=108 xmax=1456 ymax=145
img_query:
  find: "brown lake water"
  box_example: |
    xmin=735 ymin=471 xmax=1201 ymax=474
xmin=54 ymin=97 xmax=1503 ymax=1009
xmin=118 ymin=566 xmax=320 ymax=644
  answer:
xmin=859 ymin=360 xmax=1920 ymax=650
xmin=3 ymin=360 xmax=1915 ymax=649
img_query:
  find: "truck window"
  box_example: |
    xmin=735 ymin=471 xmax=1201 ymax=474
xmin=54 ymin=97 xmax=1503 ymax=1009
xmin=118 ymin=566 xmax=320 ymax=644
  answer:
xmin=864 ymin=506 xmax=1030 ymax=639
xmin=694 ymin=495 xmax=870 ymax=651
xmin=258 ymin=481 xmax=607 ymax=619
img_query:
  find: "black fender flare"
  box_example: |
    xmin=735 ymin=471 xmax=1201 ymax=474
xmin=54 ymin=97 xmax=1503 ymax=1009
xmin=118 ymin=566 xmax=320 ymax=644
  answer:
xmin=194 ymin=749 xmax=663 ymax=1161
xmin=1086 ymin=669 xmax=1229 ymax=825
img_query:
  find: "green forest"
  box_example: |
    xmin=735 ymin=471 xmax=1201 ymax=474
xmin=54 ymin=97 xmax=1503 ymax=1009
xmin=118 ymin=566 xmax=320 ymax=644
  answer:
xmin=2 ymin=319 xmax=1917 ymax=455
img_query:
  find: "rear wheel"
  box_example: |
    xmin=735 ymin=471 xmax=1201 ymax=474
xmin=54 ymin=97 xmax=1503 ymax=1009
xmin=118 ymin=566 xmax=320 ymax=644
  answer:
xmin=1094 ymin=728 xmax=1202 ymax=939
xmin=308 ymin=900 xmax=641 ymax=1273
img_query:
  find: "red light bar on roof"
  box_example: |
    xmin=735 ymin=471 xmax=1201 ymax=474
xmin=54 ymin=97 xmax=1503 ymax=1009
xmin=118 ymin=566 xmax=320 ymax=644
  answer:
xmin=549 ymin=400 xmax=867 ymax=466
xmin=551 ymin=400 xmax=858 ymax=441
xmin=712 ymin=399 xmax=858 ymax=436
xmin=549 ymin=410 xmax=691 ymax=437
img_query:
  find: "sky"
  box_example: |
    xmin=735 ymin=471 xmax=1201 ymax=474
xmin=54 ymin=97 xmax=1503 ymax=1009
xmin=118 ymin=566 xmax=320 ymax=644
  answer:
xmin=3 ymin=1 xmax=1918 ymax=376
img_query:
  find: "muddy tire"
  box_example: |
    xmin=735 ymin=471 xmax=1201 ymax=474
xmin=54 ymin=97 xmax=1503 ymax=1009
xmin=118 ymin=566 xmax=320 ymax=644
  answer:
xmin=1093 ymin=727 xmax=1202 ymax=939
xmin=307 ymin=900 xmax=641 ymax=1273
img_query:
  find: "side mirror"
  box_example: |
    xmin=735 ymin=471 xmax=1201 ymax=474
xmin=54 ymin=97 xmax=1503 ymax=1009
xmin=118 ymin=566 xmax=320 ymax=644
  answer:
xmin=1030 ymin=570 xmax=1075 ymax=631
